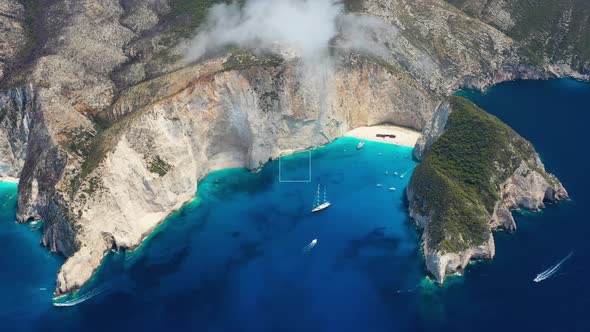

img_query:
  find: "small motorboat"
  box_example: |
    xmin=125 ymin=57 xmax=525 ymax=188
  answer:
xmin=302 ymin=239 xmax=318 ymax=253
xmin=357 ymin=141 xmax=365 ymax=150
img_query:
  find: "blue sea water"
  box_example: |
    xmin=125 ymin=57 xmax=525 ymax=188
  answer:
xmin=0 ymin=78 xmax=589 ymax=331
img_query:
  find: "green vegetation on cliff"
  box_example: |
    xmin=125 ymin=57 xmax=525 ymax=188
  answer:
xmin=447 ymin=0 xmax=590 ymax=71
xmin=148 ymin=156 xmax=172 ymax=177
xmin=167 ymin=0 xmax=220 ymax=40
xmin=222 ymin=49 xmax=284 ymax=70
xmin=410 ymin=96 xmax=536 ymax=252
xmin=21 ymin=0 xmax=40 ymax=61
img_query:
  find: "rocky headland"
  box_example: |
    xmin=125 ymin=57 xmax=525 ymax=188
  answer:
xmin=408 ymin=96 xmax=568 ymax=283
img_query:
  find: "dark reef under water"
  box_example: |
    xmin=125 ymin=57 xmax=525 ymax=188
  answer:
xmin=0 ymin=78 xmax=589 ymax=332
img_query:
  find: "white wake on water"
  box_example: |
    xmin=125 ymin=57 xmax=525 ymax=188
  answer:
xmin=0 ymin=195 xmax=14 ymax=207
xmin=399 ymin=169 xmax=411 ymax=179
xmin=534 ymin=251 xmax=573 ymax=283
xmin=302 ymin=239 xmax=318 ymax=253
xmin=53 ymin=284 xmax=111 ymax=307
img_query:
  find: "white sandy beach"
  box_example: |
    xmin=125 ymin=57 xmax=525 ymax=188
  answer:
xmin=345 ymin=125 xmax=420 ymax=147
xmin=0 ymin=176 xmax=19 ymax=184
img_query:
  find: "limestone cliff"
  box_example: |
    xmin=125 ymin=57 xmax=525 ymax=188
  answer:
xmin=447 ymin=0 xmax=590 ymax=77
xmin=53 ymin=54 xmax=440 ymax=295
xmin=0 ymin=0 xmax=584 ymax=295
xmin=407 ymin=96 xmax=568 ymax=283
xmin=0 ymin=85 xmax=34 ymax=179
xmin=413 ymin=100 xmax=453 ymax=160
xmin=0 ymin=0 xmax=27 ymax=82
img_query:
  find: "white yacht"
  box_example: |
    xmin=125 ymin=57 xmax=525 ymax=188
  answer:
xmin=312 ymin=185 xmax=331 ymax=213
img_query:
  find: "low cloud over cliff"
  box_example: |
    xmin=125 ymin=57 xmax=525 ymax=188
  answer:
xmin=185 ymin=0 xmax=391 ymax=62
xmin=186 ymin=0 xmax=342 ymax=61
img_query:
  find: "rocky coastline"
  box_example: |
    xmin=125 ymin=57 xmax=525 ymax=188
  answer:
xmin=407 ymin=96 xmax=569 ymax=284
xmin=0 ymin=0 xmax=587 ymax=295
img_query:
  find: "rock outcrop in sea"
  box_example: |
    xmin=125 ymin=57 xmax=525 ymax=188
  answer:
xmin=0 ymin=0 xmax=586 ymax=295
xmin=407 ymin=96 xmax=568 ymax=283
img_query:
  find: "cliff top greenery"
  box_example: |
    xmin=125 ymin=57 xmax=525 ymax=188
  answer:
xmin=447 ymin=0 xmax=590 ymax=70
xmin=167 ymin=0 xmax=219 ymax=40
xmin=410 ymin=96 xmax=536 ymax=253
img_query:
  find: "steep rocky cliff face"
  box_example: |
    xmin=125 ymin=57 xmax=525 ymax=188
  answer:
xmin=413 ymin=100 xmax=453 ymax=160
xmin=53 ymin=54 xmax=439 ymax=295
xmin=0 ymin=0 xmax=27 ymax=82
xmin=447 ymin=0 xmax=590 ymax=76
xmin=0 ymin=85 xmax=34 ymax=178
xmin=407 ymin=96 xmax=568 ymax=283
xmin=0 ymin=0 xmax=584 ymax=295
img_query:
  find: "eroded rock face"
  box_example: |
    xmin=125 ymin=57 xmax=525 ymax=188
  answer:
xmin=413 ymin=100 xmax=452 ymax=160
xmin=412 ymin=158 xmax=569 ymax=284
xmin=501 ymin=161 xmax=569 ymax=210
xmin=447 ymin=0 xmax=590 ymax=78
xmin=423 ymin=233 xmax=496 ymax=283
xmin=54 ymin=57 xmax=438 ymax=295
xmin=0 ymin=0 xmax=26 ymax=82
xmin=0 ymin=0 xmax=585 ymax=295
xmin=0 ymin=85 xmax=34 ymax=179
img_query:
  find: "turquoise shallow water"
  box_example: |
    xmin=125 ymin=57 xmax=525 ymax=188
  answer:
xmin=1 ymin=138 xmax=425 ymax=331
xmin=1 ymin=78 xmax=589 ymax=331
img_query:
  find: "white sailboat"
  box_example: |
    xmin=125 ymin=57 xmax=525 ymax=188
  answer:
xmin=311 ymin=184 xmax=331 ymax=213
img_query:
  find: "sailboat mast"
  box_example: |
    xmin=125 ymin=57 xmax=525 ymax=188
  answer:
xmin=323 ymin=186 xmax=327 ymax=203
xmin=314 ymin=184 xmax=320 ymax=207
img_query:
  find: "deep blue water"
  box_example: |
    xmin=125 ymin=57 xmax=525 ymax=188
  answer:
xmin=0 ymin=78 xmax=589 ymax=332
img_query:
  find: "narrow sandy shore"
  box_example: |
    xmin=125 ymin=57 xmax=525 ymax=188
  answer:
xmin=345 ymin=125 xmax=421 ymax=147
xmin=0 ymin=176 xmax=19 ymax=184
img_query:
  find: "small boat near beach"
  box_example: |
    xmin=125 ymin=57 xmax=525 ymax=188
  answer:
xmin=357 ymin=141 xmax=365 ymax=150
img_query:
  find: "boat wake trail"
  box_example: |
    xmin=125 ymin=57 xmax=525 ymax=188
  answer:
xmin=399 ymin=169 xmax=411 ymax=179
xmin=53 ymin=284 xmax=111 ymax=307
xmin=534 ymin=251 xmax=573 ymax=283
xmin=395 ymin=283 xmax=420 ymax=294
xmin=395 ymin=288 xmax=415 ymax=294
xmin=0 ymin=195 xmax=14 ymax=207
xmin=302 ymin=239 xmax=318 ymax=253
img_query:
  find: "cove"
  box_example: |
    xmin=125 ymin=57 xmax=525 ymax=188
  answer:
xmin=0 ymin=78 xmax=589 ymax=332
xmin=1 ymin=138 xmax=425 ymax=332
